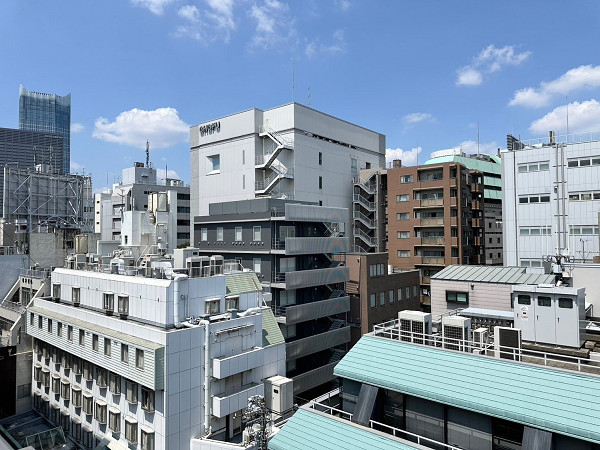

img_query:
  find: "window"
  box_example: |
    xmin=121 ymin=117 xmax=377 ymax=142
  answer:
xmin=103 ymin=293 xmax=114 ymax=314
xmin=450 ymin=208 xmax=458 ymax=217
xmin=538 ymin=296 xmax=551 ymax=307
xmin=396 ymin=194 xmax=409 ymax=202
xmin=207 ymin=154 xmax=220 ymax=173
xmin=71 ymin=387 xmax=82 ymax=407
xmin=413 ymin=286 xmax=418 ymax=297
xmin=48 ymin=319 xmax=53 ymax=333
xmin=95 ymin=401 xmax=107 ymax=424
xmin=446 ymin=291 xmax=468 ymax=304
xmin=205 ymin=299 xmax=220 ymax=314
xmin=397 ymin=250 xmax=410 ymax=258
xmin=92 ymin=334 xmax=99 ymax=351
xmin=57 ymin=322 xmax=62 ymax=337
xmin=406 ymin=287 xmax=410 ymax=299
xmin=226 ymin=296 xmax=239 ymax=311
xmin=83 ymin=361 xmax=93 ymax=381
xmin=52 ymin=283 xmax=61 ymax=300
xmin=141 ymin=387 xmax=155 ymax=412
xmin=109 ymin=373 xmax=122 ymax=395
xmin=38 ymin=315 xmax=42 ymax=329
xmin=72 ymin=287 xmax=80 ymax=305
xmin=397 ymin=213 xmax=409 ymax=220
xmin=82 ymin=428 xmax=93 ymax=447
xmin=397 ymin=289 xmax=402 ymax=301
xmin=517 ymin=295 xmax=531 ymax=305
xmin=397 ymin=231 xmax=410 ymax=239
xmin=97 ymin=368 xmax=108 ymax=388
xmin=121 ymin=344 xmax=129 ymax=364
xmin=319 ymin=176 xmax=323 ymax=189
xmin=400 ymin=175 xmax=413 ymax=184
xmin=558 ymin=298 xmax=573 ymax=309
xmin=253 ymin=226 xmax=261 ymax=241
xmin=370 ymin=294 xmax=376 ymax=308
xmin=83 ymin=393 xmax=93 ymax=415
xmin=389 ymin=290 xmax=394 ymax=303
xmin=235 ymin=227 xmax=242 ymax=241
xmin=109 ymin=409 xmax=121 ymax=433
xmin=351 ymin=158 xmax=358 ymax=177
xmin=72 ymin=357 xmax=82 ymax=375
xmin=450 ymin=167 xmax=457 ymax=178
xmin=136 ymin=349 xmax=144 ymax=370
xmin=141 ymin=427 xmax=155 ymax=450
xmin=104 ymin=338 xmax=111 ymax=357
xmin=79 ymin=329 xmax=85 ymax=346
xmin=217 ymin=227 xmax=223 ymax=241
xmin=61 ymin=380 xmax=70 ymax=400
xmin=125 ymin=418 xmax=138 ymax=444
xmin=201 ymin=228 xmax=208 ymax=241
xmin=30 ymin=313 xmax=34 ymax=327
xmin=253 ymin=258 xmax=261 ymax=274
xmin=118 ymin=295 xmax=129 ymax=316
xmin=379 ymin=292 xmax=385 ymax=306
xmin=68 ymin=326 xmax=73 ymax=342
xmin=126 ymin=380 xmax=138 ymax=404
xmin=318 ymin=152 xmax=322 ymax=165
xmin=451 ymin=227 xmax=458 ymax=238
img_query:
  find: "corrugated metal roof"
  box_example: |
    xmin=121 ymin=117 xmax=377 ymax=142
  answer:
xmin=423 ymin=154 xmax=501 ymax=174
xmin=261 ymin=308 xmax=285 ymax=347
xmin=334 ymin=335 xmax=600 ymax=444
xmin=225 ymin=272 xmax=262 ymax=295
xmin=269 ymin=408 xmax=422 ymax=450
xmin=431 ymin=265 xmax=555 ymax=285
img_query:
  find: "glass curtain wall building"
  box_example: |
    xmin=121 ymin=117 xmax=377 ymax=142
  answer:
xmin=19 ymin=85 xmax=71 ymax=174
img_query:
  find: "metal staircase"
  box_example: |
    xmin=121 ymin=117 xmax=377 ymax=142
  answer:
xmin=256 ymin=125 xmax=294 ymax=196
xmin=328 ymin=319 xmax=345 ymax=331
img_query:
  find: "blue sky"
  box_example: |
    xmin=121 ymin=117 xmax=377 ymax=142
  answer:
xmin=1 ymin=0 xmax=600 ymax=191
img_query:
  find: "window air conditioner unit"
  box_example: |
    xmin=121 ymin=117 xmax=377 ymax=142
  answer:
xmin=398 ymin=311 xmax=432 ymax=345
xmin=494 ymin=326 xmax=522 ymax=361
xmin=442 ymin=316 xmax=471 ymax=352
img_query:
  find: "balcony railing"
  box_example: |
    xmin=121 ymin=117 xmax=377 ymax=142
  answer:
xmin=275 ymin=296 xmax=350 ymax=325
xmin=292 ymin=361 xmax=338 ymax=395
xmin=286 ymin=327 xmax=351 ymax=360
xmin=420 ymin=256 xmax=445 ymax=265
xmin=420 ymin=218 xmax=444 ymax=226
xmin=273 ymin=266 xmax=350 ymax=289
xmin=420 ymin=198 xmax=443 ymax=207
xmin=212 ymin=383 xmax=264 ymax=418
xmin=212 ymin=347 xmax=265 ymax=379
xmin=421 ymin=236 xmax=445 ymax=245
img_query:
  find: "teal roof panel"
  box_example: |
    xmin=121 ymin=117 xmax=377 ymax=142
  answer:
xmin=269 ymin=408 xmax=421 ymax=450
xmin=431 ymin=265 xmax=555 ymax=285
xmin=334 ymin=335 xmax=600 ymax=444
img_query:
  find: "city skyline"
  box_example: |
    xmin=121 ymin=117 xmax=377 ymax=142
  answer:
xmin=1 ymin=0 xmax=599 ymax=192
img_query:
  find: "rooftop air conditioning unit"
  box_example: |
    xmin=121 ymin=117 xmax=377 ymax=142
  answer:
xmin=472 ymin=327 xmax=489 ymax=354
xmin=494 ymin=326 xmax=522 ymax=361
xmin=398 ymin=311 xmax=432 ymax=345
xmin=442 ymin=316 xmax=471 ymax=352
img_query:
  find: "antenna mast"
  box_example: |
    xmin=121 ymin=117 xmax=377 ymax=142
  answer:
xmin=146 ymin=140 xmax=150 ymax=168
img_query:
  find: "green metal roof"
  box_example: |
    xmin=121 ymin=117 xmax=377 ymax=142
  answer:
xmin=225 ymin=272 xmax=262 ymax=295
xmin=424 ymin=154 xmax=501 ymax=174
xmin=431 ymin=265 xmax=555 ymax=285
xmin=268 ymin=408 xmax=422 ymax=450
xmin=334 ymin=335 xmax=600 ymax=444
xmin=261 ymin=308 xmax=285 ymax=347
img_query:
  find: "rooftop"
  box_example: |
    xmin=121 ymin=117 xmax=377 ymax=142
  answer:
xmin=431 ymin=265 xmax=555 ymax=285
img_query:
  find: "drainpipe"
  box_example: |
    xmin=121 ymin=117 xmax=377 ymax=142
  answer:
xmin=173 ymin=274 xmax=188 ymax=328
xmin=200 ymin=319 xmax=211 ymax=436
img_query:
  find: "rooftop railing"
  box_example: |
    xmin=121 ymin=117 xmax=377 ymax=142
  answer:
xmin=516 ymin=130 xmax=600 ymax=148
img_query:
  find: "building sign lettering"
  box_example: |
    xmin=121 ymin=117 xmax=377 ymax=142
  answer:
xmin=199 ymin=121 xmax=221 ymax=137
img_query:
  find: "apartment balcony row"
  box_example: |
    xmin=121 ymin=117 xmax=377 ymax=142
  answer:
xmin=275 ymin=295 xmax=350 ymax=325
xmin=272 ymin=266 xmax=350 ymax=289
xmin=472 ymin=200 xmax=482 ymax=210
xmin=272 ymin=237 xmax=350 ymax=255
xmin=471 ymin=183 xmax=483 ymax=193
xmin=472 ymin=218 xmax=483 ymax=228
xmin=420 ymin=236 xmax=445 ymax=246
xmin=212 ymin=347 xmax=267 ymax=379
xmin=420 ymin=217 xmax=444 ymax=226
xmin=419 ymin=198 xmax=444 ymax=207
xmin=212 ymin=382 xmax=264 ymax=418
xmin=286 ymin=327 xmax=351 ymax=361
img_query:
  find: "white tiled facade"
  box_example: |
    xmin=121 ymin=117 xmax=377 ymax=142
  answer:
xmin=502 ymin=135 xmax=600 ymax=267
xmin=27 ymin=268 xmax=285 ymax=450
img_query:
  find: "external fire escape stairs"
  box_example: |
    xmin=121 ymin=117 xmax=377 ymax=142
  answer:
xmin=255 ymin=125 xmax=294 ymax=196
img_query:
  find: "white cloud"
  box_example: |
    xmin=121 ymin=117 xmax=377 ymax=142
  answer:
xmin=529 ymin=99 xmax=600 ymax=135
xmin=510 ymin=65 xmax=600 ymax=108
xmin=335 ymin=0 xmax=351 ymax=11
xmin=402 ymin=112 xmax=434 ymax=125
xmin=92 ymin=107 xmax=189 ymax=149
xmin=456 ymin=45 xmax=531 ymax=86
xmin=71 ymin=123 xmax=84 ymax=133
xmin=178 ymin=5 xmax=200 ymax=22
xmin=305 ymin=29 xmax=345 ymax=58
xmin=386 ymin=147 xmax=422 ymax=166
xmin=156 ymin=168 xmax=181 ymax=181
xmin=70 ymin=161 xmax=85 ymax=172
xmin=250 ymin=0 xmax=294 ymax=49
xmin=456 ymin=140 xmax=499 ymax=155
xmin=130 ymin=0 xmax=174 ymax=15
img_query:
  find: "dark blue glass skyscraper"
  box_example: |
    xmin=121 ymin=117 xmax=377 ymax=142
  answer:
xmin=18 ymin=85 xmax=71 ymax=174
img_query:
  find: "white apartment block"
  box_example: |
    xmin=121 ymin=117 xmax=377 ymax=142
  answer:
xmin=502 ymin=132 xmax=600 ymax=267
xmin=26 ymin=264 xmax=285 ymax=450
xmin=190 ymin=103 xmax=386 ymax=244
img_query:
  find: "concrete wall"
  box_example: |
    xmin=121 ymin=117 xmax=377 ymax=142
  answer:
xmin=0 ymin=254 xmax=28 ymax=300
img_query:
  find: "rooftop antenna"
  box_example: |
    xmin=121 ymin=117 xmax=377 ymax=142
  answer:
xmin=146 ymin=140 xmax=150 ymax=168
xmin=307 ymin=87 xmax=311 ymax=107
xmin=292 ymin=60 xmax=295 ymax=103
xmin=566 ymin=96 xmax=569 ymax=143
xmin=477 ymin=121 xmax=480 ymax=156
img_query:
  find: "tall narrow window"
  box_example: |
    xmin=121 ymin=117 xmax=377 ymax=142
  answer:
xmin=318 ymin=152 xmax=323 ymax=165
xmin=319 ymin=176 xmax=323 ymax=189
xmin=253 ymin=226 xmax=261 ymax=242
xmin=201 ymin=228 xmax=207 ymax=241
xmin=136 ymin=349 xmax=144 ymax=370
xmin=235 ymin=227 xmax=242 ymax=241
xmin=121 ymin=344 xmax=129 ymax=364
xmin=217 ymin=227 xmax=223 ymax=241
xmin=253 ymin=258 xmax=261 ymax=274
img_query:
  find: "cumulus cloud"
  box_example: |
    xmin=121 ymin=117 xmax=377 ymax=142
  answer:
xmin=130 ymin=0 xmax=174 ymax=15
xmin=305 ymin=29 xmax=345 ymax=58
xmin=92 ymin=107 xmax=189 ymax=149
xmin=529 ymin=100 xmax=600 ymax=135
xmin=334 ymin=0 xmax=351 ymax=11
xmin=250 ymin=0 xmax=295 ymax=49
xmin=456 ymin=140 xmax=499 ymax=155
xmin=403 ymin=112 xmax=434 ymax=125
xmin=386 ymin=147 xmax=423 ymax=167
xmin=174 ymin=0 xmax=236 ymax=43
xmin=71 ymin=123 xmax=84 ymax=133
xmin=456 ymin=45 xmax=531 ymax=87
xmin=156 ymin=168 xmax=181 ymax=181
xmin=178 ymin=4 xmax=200 ymax=22
xmin=509 ymin=65 xmax=600 ymax=108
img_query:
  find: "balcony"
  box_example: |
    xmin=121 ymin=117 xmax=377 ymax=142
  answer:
xmin=273 ymin=266 xmax=350 ymax=289
xmin=275 ymin=296 xmax=350 ymax=325
xmin=212 ymin=383 xmax=264 ymax=418
xmin=273 ymin=237 xmax=350 ymax=255
xmin=420 ymin=256 xmax=445 ymax=265
xmin=471 ymin=184 xmax=483 ymax=193
xmin=420 ymin=198 xmax=443 ymax=207
xmin=286 ymin=327 xmax=351 ymax=360
xmin=212 ymin=347 xmax=266 ymax=379
xmin=420 ymin=218 xmax=444 ymax=226
xmin=421 ymin=275 xmax=431 ymax=285
xmin=420 ymin=236 xmax=444 ymax=246
xmin=473 ymin=236 xmax=482 ymax=246
xmin=472 ymin=218 xmax=483 ymax=228
xmin=292 ymin=361 xmax=338 ymax=395
xmin=472 ymin=200 xmax=482 ymax=210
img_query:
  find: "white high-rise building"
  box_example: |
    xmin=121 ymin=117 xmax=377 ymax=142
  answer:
xmin=502 ymin=132 xmax=600 ymax=267
xmin=190 ymin=103 xmax=386 ymax=244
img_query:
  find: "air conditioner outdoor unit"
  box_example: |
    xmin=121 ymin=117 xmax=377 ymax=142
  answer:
xmin=473 ymin=327 xmax=489 ymax=351
xmin=442 ymin=316 xmax=471 ymax=352
xmin=398 ymin=311 xmax=432 ymax=344
xmin=494 ymin=326 xmax=522 ymax=361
